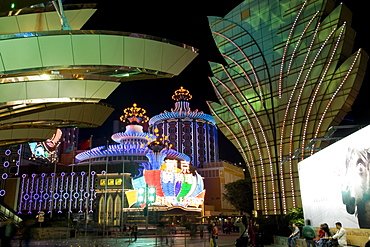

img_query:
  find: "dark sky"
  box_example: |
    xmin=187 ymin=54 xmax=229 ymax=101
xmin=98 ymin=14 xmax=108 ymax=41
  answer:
xmin=336 ymin=0 xmax=370 ymax=125
xmin=71 ymin=0 xmax=369 ymax=164
xmin=68 ymin=0 xmax=245 ymax=163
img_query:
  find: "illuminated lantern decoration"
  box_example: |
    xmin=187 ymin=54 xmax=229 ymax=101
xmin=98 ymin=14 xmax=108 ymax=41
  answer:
xmin=120 ymin=103 xmax=149 ymax=124
xmin=148 ymin=187 xmax=156 ymax=203
xmin=137 ymin=187 xmax=145 ymax=203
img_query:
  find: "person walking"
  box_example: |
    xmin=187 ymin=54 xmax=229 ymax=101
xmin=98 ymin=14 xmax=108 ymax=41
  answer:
xmin=248 ymin=217 xmax=256 ymax=247
xmin=157 ymin=222 xmax=168 ymax=244
xmin=302 ymin=220 xmax=316 ymax=247
xmin=234 ymin=215 xmax=249 ymax=247
xmin=22 ymin=220 xmax=33 ymax=247
xmin=132 ymin=224 xmax=138 ymax=241
xmin=288 ymin=223 xmax=300 ymax=247
xmin=199 ymin=224 xmax=204 ymax=239
xmin=211 ymin=222 xmax=218 ymax=247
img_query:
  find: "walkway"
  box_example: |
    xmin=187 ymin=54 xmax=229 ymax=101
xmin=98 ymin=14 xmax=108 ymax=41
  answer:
xmin=12 ymin=231 xmax=243 ymax=247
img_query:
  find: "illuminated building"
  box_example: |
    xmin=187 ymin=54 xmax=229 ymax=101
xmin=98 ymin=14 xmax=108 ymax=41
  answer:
xmin=197 ymin=161 xmax=245 ymax=216
xmin=0 ymin=1 xmax=198 ymax=222
xmin=149 ymin=87 xmax=245 ymax=216
xmin=149 ymin=87 xmax=219 ymax=167
xmin=207 ymin=0 xmax=368 ymax=215
xmin=0 ymin=2 xmax=198 ymax=146
xmin=11 ymin=103 xmax=203 ymax=225
xmin=75 ymin=104 xmax=190 ymax=169
xmin=73 ymin=104 xmax=204 ymax=225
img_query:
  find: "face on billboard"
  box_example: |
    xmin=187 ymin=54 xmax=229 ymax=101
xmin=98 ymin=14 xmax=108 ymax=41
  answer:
xmin=299 ymin=125 xmax=370 ymax=229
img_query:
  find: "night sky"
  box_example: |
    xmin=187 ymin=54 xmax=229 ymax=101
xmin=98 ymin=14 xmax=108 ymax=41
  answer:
xmin=65 ymin=0 xmax=369 ymax=164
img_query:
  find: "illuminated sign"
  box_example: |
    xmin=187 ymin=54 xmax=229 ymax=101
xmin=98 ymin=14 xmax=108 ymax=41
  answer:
xmin=29 ymin=129 xmax=62 ymax=162
xmin=126 ymin=159 xmax=205 ymax=209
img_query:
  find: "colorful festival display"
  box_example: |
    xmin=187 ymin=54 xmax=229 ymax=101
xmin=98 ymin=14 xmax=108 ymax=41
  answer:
xmin=126 ymin=159 xmax=205 ymax=210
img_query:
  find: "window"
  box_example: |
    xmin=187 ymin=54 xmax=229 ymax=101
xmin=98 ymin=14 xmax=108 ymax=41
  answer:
xmin=241 ymin=9 xmax=250 ymax=20
xmin=115 ymin=178 xmax=122 ymax=185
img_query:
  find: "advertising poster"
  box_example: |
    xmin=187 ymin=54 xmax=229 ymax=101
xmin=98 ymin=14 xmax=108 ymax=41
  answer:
xmin=298 ymin=125 xmax=370 ymax=229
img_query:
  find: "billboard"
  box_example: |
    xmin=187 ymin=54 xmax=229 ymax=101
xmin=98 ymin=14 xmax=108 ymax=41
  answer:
xmin=299 ymin=125 xmax=370 ymax=229
xmin=126 ymin=159 xmax=205 ymax=210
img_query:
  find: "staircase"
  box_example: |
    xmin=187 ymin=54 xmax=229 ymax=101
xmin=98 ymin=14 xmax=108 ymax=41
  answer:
xmin=0 ymin=203 xmax=22 ymax=227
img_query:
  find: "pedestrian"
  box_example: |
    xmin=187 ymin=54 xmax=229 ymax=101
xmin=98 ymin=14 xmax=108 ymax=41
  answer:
xmin=234 ymin=215 xmax=249 ymax=247
xmin=211 ymin=222 xmax=218 ymax=247
xmin=288 ymin=223 xmax=300 ymax=247
xmin=127 ymin=225 xmax=133 ymax=240
xmin=223 ymin=222 xmax=228 ymax=234
xmin=207 ymin=223 xmax=213 ymax=235
xmin=248 ymin=217 xmax=256 ymax=247
xmin=199 ymin=224 xmax=204 ymax=239
xmin=302 ymin=219 xmax=316 ymax=247
xmin=157 ymin=222 xmax=168 ymax=244
xmin=329 ymin=222 xmax=346 ymax=247
xmin=132 ymin=223 xmax=138 ymax=241
xmin=0 ymin=218 xmax=17 ymax=247
xmin=22 ymin=219 xmax=34 ymax=247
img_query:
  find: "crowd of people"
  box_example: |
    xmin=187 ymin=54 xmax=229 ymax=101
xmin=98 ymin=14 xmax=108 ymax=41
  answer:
xmin=121 ymin=223 xmax=138 ymax=241
xmin=208 ymin=215 xmax=255 ymax=247
xmin=0 ymin=216 xmax=258 ymax=247
xmin=288 ymin=220 xmax=347 ymax=247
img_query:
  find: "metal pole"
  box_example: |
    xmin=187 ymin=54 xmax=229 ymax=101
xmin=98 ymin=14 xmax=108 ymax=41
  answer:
xmin=85 ymin=135 xmax=92 ymax=236
xmin=121 ymin=146 xmax=125 ymax=229
xmin=103 ymin=140 xmax=109 ymax=237
xmin=50 ymin=158 xmax=57 ymax=218
xmin=68 ymin=146 xmax=75 ymax=229
xmin=145 ymin=183 xmax=149 ymax=233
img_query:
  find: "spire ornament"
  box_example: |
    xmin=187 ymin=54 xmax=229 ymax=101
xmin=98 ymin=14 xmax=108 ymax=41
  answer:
xmin=172 ymin=86 xmax=192 ymax=102
xmin=120 ymin=103 xmax=149 ymax=124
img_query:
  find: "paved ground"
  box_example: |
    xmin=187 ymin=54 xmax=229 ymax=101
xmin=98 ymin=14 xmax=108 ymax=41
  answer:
xmin=12 ymin=232 xmax=247 ymax=247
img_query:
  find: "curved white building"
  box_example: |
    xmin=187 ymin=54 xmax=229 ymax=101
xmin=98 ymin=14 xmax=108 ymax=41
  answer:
xmin=149 ymin=87 xmax=219 ymax=167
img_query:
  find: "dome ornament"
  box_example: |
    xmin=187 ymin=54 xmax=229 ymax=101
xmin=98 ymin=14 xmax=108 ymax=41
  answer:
xmin=120 ymin=103 xmax=149 ymax=124
xmin=172 ymin=86 xmax=192 ymax=102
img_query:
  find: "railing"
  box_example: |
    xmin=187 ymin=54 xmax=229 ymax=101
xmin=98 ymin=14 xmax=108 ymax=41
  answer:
xmin=0 ymin=30 xmax=199 ymax=52
xmin=0 ymin=3 xmax=97 ymax=17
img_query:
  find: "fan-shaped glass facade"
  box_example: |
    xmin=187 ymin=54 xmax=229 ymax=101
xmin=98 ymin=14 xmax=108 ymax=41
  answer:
xmin=207 ymin=0 xmax=368 ymax=215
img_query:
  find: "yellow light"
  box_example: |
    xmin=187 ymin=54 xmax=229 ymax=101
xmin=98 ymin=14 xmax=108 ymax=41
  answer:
xmin=40 ymin=74 xmax=50 ymax=80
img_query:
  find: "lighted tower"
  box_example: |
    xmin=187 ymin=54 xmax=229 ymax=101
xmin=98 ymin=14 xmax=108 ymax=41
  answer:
xmin=149 ymin=87 xmax=219 ymax=167
xmin=207 ymin=0 xmax=368 ymax=215
xmin=75 ymin=103 xmax=190 ymax=167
